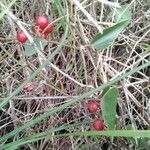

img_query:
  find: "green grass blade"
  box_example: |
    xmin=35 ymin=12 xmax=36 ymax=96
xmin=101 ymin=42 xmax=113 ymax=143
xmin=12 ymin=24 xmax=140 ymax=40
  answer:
xmin=54 ymin=0 xmax=67 ymax=28
xmin=58 ymin=130 xmax=150 ymax=138
xmin=0 ymin=0 xmax=17 ymax=20
xmin=1 ymin=121 xmax=87 ymax=149
xmin=4 ymin=129 xmax=150 ymax=149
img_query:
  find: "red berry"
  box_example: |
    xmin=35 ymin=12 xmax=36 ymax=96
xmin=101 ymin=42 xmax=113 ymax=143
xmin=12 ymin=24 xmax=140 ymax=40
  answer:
xmin=17 ymin=31 xmax=28 ymax=43
xmin=93 ymin=119 xmax=104 ymax=131
xmin=87 ymin=101 xmax=100 ymax=113
xmin=44 ymin=24 xmax=53 ymax=33
xmin=35 ymin=15 xmax=49 ymax=30
xmin=23 ymin=82 xmax=33 ymax=93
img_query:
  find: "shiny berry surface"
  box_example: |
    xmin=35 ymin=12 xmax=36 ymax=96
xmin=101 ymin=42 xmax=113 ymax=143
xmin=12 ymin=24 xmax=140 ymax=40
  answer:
xmin=93 ymin=119 xmax=104 ymax=131
xmin=17 ymin=31 xmax=28 ymax=43
xmin=35 ymin=15 xmax=49 ymax=29
xmin=87 ymin=101 xmax=100 ymax=113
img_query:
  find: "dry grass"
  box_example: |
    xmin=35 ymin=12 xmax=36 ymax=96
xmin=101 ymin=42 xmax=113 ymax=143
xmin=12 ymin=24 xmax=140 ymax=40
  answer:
xmin=0 ymin=0 xmax=150 ymax=149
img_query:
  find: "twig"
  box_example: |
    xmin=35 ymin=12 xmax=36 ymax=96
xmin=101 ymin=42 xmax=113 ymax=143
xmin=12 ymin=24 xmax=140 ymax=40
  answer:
xmin=73 ymin=0 xmax=103 ymax=33
xmin=0 ymin=96 xmax=76 ymax=100
xmin=49 ymin=63 xmax=94 ymax=88
xmin=97 ymin=0 xmax=121 ymax=8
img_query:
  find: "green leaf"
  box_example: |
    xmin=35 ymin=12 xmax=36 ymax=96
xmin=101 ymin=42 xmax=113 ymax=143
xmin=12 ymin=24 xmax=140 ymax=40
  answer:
xmin=91 ymin=20 xmax=128 ymax=50
xmin=101 ymin=86 xmax=110 ymax=97
xmin=101 ymin=87 xmax=118 ymax=130
xmin=24 ymin=36 xmax=48 ymax=56
xmin=114 ymin=4 xmax=132 ymax=23
xmin=24 ymin=41 xmax=37 ymax=56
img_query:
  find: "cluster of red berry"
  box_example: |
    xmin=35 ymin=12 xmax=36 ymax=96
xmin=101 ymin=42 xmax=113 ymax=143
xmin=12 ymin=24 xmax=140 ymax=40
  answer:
xmin=87 ymin=101 xmax=105 ymax=131
xmin=22 ymin=83 xmax=104 ymax=130
xmin=17 ymin=15 xmax=53 ymax=43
